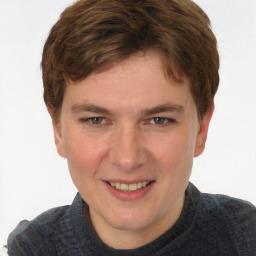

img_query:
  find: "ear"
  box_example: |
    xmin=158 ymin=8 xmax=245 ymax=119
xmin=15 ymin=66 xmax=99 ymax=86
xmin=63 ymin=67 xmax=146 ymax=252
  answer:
xmin=47 ymin=105 xmax=67 ymax=158
xmin=194 ymin=104 xmax=214 ymax=157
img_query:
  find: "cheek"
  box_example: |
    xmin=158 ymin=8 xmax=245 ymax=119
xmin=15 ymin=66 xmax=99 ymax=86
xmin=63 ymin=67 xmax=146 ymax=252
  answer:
xmin=63 ymin=128 xmax=106 ymax=176
xmin=150 ymin=129 xmax=196 ymax=178
xmin=63 ymin=132 xmax=108 ymax=197
xmin=155 ymin=134 xmax=192 ymax=163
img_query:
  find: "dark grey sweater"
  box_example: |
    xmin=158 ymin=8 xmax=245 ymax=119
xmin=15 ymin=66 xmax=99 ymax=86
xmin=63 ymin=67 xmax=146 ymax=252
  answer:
xmin=7 ymin=183 xmax=256 ymax=255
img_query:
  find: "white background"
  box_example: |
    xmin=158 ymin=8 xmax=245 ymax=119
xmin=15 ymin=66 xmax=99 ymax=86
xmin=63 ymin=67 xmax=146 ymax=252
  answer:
xmin=0 ymin=0 xmax=256 ymax=247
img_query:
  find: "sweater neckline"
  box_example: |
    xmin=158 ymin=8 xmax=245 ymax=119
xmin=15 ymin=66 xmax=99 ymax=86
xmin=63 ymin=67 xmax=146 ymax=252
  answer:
xmin=70 ymin=182 xmax=200 ymax=256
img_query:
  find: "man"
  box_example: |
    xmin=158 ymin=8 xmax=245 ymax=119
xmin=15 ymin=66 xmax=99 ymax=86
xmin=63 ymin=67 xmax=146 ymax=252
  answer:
xmin=8 ymin=0 xmax=256 ymax=255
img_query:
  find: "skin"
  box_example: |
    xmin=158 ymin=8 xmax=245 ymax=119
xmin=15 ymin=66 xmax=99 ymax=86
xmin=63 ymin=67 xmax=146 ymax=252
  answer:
xmin=49 ymin=50 xmax=213 ymax=249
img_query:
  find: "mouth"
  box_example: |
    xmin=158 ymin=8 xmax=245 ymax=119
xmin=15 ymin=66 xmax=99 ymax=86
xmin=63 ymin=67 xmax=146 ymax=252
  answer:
xmin=106 ymin=181 xmax=154 ymax=192
xmin=103 ymin=180 xmax=155 ymax=201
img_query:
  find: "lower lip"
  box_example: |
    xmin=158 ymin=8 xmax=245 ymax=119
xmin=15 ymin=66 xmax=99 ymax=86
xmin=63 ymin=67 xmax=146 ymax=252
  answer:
xmin=104 ymin=182 xmax=155 ymax=201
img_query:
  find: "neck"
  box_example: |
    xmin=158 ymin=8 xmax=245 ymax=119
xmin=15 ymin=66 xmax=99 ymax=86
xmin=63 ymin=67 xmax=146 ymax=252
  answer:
xmin=89 ymin=194 xmax=185 ymax=250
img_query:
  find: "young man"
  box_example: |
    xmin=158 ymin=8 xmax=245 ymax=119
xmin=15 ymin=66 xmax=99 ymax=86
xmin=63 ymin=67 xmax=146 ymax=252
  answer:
xmin=8 ymin=0 xmax=256 ymax=255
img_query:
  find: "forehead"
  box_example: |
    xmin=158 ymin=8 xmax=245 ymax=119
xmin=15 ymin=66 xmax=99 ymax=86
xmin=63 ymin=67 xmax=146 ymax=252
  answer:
xmin=63 ymin=51 xmax=193 ymax=114
xmin=68 ymin=51 xmax=187 ymax=89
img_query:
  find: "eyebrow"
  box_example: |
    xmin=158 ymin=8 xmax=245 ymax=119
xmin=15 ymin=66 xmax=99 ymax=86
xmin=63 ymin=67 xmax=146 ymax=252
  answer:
xmin=71 ymin=103 xmax=184 ymax=116
xmin=71 ymin=103 xmax=113 ymax=115
xmin=141 ymin=104 xmax=184 ymax=116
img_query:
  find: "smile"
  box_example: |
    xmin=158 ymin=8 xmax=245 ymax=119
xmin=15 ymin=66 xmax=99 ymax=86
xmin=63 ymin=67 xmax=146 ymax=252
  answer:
xmin=107 ymin=181 xmax=151 ymax=191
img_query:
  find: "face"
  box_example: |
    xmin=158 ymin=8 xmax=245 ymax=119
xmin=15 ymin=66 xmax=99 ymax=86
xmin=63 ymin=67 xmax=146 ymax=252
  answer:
xmin=51 ymin=51 xmax=213 ymax=248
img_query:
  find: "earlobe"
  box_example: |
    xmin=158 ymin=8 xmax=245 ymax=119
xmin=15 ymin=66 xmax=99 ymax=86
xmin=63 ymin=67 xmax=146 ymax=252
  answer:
xmin=47 ymin=105 xmax=67 ymax=158
xmin=194 ymin=104 xmax=214 ymax=157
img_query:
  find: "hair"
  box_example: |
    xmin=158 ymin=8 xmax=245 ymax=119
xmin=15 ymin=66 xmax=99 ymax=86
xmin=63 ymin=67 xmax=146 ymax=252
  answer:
xmin=42 ymin=0 xmax=219 ymax=121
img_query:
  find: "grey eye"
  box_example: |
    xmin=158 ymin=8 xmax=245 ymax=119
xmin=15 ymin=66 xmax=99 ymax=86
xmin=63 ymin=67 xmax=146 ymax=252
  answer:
xmin=153 ymin=117 xmax=167 ymax=124
xmin=90 ymin=117 xmax=104 ymax=124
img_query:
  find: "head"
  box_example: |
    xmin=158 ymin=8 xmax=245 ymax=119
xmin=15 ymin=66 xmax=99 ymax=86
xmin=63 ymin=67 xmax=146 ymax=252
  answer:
xmin=42 ymin=0 xmax=219 ymax=123
xmin=42 ymin=0 xmax=219 ymax=249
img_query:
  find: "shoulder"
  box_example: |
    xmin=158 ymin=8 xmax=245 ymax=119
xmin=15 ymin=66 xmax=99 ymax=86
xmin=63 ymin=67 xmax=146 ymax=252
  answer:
xmin=201 ymin=192 xmax=256 ymax=224
xmin=7 ymin=204 xmax=72 ymax=255
xmin=198 ymin=191 xmax=256 ymax=253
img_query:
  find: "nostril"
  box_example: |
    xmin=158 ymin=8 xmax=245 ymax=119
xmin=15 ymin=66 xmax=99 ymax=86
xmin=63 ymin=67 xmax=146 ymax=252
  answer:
xmin=108 ymin=132 xmax=148 ymax=170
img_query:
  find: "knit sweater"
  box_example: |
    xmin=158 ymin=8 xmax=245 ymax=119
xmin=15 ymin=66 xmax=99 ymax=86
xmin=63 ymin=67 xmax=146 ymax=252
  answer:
xmin=7 ymin=183 xmax=256 ymax=255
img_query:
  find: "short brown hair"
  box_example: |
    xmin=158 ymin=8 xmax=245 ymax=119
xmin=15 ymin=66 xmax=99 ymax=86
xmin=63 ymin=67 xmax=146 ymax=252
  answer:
xmin=42 ymin=0 xmax=219 ymax=121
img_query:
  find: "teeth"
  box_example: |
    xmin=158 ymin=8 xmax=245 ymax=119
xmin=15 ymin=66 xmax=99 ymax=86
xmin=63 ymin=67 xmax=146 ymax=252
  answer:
xmin=116 ymin=182 xmax=121 ymax=190
xmin=129 ymin=184 xmax=137 ymax=191
xmin=109 ymin=181 xmax=150 ymax=191
xmin=120 ymin=183 xmax=129 ymax=191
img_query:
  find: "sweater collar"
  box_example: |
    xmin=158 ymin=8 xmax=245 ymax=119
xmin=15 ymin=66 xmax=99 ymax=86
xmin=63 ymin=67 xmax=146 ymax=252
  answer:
xmin=70 ymin=182 xmax=200 ymax=256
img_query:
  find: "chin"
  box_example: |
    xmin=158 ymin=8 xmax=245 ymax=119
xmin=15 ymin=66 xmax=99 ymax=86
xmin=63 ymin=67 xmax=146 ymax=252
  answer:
xmin=104 ymin=208 xmax=157 ymax=231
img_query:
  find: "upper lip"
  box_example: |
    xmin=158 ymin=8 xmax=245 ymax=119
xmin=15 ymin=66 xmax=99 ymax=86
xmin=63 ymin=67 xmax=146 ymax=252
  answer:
xmin=103 ymin=179 xmax=155 ymax=184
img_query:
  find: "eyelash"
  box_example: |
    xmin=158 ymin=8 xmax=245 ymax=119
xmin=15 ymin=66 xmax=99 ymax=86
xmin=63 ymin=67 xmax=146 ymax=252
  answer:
xmin=79 ymin=116 xmax=176 ymax=127
xmin=80 ymin=117 xmax=106 ymax=126
xmin=148 ymin=117 xmax=176 ymax=126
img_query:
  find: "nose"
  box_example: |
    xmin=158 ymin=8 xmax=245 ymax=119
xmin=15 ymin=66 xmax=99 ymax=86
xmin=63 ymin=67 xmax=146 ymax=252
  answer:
xmin=108 ymin=124 xmax=148 ymax=171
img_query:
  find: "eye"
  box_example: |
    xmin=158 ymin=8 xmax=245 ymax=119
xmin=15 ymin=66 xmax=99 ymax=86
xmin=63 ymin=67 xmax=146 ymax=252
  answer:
xmin=80 ymin=117 xmax=106 ymax=125
xmin=89 ymin=117 xmax=105 ymax=125
xmin=149 ymin=117 xmax=176 ymax=125
xmin=152 ymin=117 xmax=167 ymax=124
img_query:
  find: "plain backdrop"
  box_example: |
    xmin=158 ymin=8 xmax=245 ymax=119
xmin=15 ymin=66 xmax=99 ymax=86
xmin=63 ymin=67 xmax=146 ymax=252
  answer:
xmin=0 ymin=0 xmax=256 ymax=247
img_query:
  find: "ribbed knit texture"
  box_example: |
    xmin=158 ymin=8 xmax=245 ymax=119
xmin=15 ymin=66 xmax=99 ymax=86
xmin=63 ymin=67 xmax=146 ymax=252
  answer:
xmin=7 ymin=183 xmax=256 ymax=255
